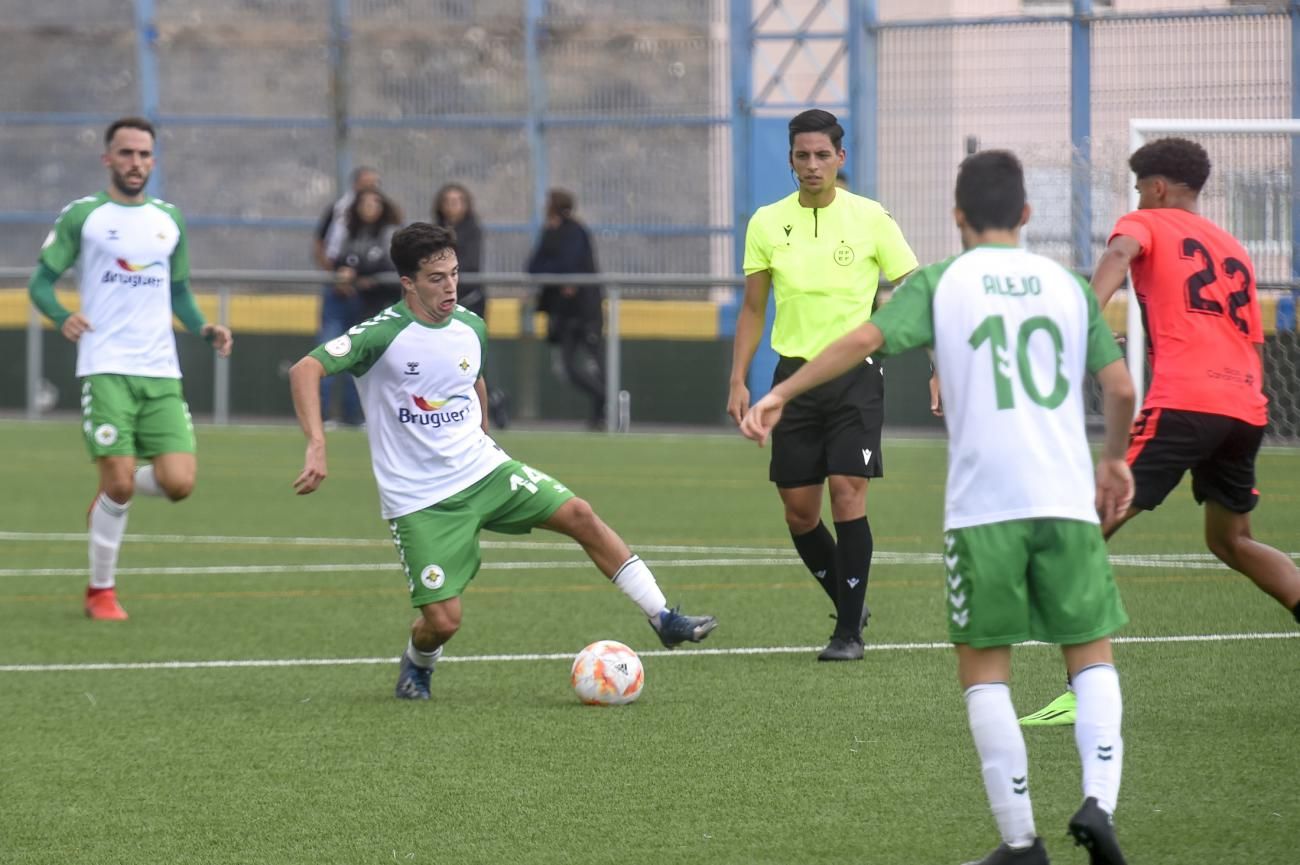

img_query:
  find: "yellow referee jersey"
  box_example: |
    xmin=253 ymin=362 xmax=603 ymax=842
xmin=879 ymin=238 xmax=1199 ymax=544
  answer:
xmin=743 ymin=189 xmax=917 ymax=360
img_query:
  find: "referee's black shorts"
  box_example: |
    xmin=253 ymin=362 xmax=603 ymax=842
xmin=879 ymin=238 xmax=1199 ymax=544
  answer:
xmin=769 ymin=355 xmax=885 ymax=488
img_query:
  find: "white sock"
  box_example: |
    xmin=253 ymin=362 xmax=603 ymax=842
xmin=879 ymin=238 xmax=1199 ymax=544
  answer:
xmin=134 ymin=464 xmax=164 ymax=497
xmin=405 ymin=640 xmax=443 ymax=670
xmin=965 ymin=683 xmax=1037 ymax=848
xmin=1073 ymin=663 xmax=1123 ymax=815
xmin=612 ymin=555 xmax=669 ymax=619
xmin=88 ymin=493 xmax=130 ymax=590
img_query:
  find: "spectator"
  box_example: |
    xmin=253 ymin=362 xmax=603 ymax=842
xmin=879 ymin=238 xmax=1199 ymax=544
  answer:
xmin=336 ymin=188 xmax=402 ymax=322
xmin=313 ymin=166 xmax=380 ymax=427
xmin=434 ymin=182 xmax=510 ymax=429
xmin=433 ymin=182 xmax=485 ymax=315
xmin=527 ymin=188 xmax=605 ymax=429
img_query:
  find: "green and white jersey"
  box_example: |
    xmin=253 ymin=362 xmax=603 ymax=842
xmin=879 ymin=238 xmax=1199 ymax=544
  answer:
xmin=872 ymin=245 xmax=1123 ymax=530
xmin=310 ymin=302 xmax=509 ymax=520
xmin=40 ymin=191 xmax=190 ymax=378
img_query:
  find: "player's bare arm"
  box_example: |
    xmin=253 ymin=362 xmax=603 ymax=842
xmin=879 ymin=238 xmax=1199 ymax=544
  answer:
xmin=1091 ymin=234 xmax=1142 ymax=308
xmin=726 ymin=270 xmax=772 ymax=425
xmin=289 ymin=355 xmax=329 ymax=494
xmin=201 ymin=323 xmax=234 ymax=358
xmin=1094 ymin=358 xmax=1136 ymax=525
xmin=475 ymin=377 xmax=489 ymax=434
xmin=740 ymin=321 xmax=885 ymax=445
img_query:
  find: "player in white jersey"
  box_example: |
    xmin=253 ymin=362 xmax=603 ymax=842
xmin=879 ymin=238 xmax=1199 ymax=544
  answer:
xmin=288 ymin=223 xmax=717 ymax=700
xmin=27 ymin=116 xmax=234 ymax=621
xmin=741 ymin=152 xmax=1136 ymax=865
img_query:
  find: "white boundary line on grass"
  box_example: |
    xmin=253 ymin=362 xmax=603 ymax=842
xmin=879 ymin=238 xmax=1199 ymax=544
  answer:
xmin=2 ymin=631 xmax=1295 ymax=673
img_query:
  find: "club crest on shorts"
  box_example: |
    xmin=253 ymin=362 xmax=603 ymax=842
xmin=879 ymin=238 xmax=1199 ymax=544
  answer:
xmin=420 ymin=564 xmax=446 ymax=591
xmin=93 ymin=423 xmax=118 ymax=446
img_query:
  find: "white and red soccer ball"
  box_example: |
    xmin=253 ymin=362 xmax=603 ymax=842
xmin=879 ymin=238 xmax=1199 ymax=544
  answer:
xmin=570 ymin=640 xmax=644 ymax=706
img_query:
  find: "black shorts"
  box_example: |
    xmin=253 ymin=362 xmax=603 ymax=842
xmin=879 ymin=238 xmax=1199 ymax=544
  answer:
xmin=1127 ymin=407 xmax=1264 ymax=514
xmin=769 ymin=355 xmax=884 ymax=487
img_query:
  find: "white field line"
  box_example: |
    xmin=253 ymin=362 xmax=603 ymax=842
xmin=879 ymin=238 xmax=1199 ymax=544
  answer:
xmin=0 ymin=531 xmax=793 ymax=555
xmin=1 ymin=551 xmax=1292 ymax=579
xmin=0 ymin=558 xmax=802 ymax=577
xmin=2 ymin=631 xmax=1296 ymax=673
xmin=3 ymin=531 xmax=1293 ymax=570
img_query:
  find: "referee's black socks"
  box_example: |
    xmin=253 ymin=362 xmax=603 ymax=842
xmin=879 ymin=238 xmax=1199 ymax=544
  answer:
xmin=833 ymin=517 xmax=873 ymax=639
xmin=790 ymin=521 xmax=838 ymax=606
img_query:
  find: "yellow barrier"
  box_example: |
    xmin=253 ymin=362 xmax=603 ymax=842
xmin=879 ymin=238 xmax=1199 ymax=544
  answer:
xmin=0 ymin=288 xmax=722 ymax=340
xmin=5 ymin=286 xmax=1289 ymax=339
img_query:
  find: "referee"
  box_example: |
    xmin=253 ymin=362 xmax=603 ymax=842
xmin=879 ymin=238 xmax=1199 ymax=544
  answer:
xmin=727 ymin=109 xmax=918 ymax=660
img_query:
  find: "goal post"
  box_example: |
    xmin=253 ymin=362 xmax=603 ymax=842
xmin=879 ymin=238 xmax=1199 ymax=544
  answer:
xmin=1125 ymin=118 xmax=1300 ymax=429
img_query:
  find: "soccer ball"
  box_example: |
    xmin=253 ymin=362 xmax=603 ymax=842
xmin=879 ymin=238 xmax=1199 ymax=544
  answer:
xmin=570 ymin=640 xmax=644 ymax=706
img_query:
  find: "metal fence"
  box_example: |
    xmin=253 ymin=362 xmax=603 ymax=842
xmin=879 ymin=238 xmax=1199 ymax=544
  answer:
xmin=2 ymin=0 xmax=1297 ymax=434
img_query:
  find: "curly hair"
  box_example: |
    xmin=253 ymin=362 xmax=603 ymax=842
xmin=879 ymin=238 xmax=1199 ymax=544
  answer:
xmin=1129 ymin=137 xmax=1211 ymax=192
xmin=390 ymin=222 xmax=457 ymax=279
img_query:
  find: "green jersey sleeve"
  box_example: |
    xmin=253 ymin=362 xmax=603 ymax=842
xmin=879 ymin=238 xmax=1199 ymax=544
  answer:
xmin=454 ymin=307 xmax=488 ymax=377
xmin=156 ymin=201 xmax=191 ymax=282
xmin=309 ymin=315 xmax=406 ymax=378
xmin=869 ymin=208 xmax=920 ymax=283
xmin=39 ymin=195 xmax=104 ymax=275
xmin=741 ymin=211 xmax=771 ymax=275
xmin=871 ymin=261 xmax=943 ymax=355
xmin=1079 ymin=274 xmax=1123 ymax=373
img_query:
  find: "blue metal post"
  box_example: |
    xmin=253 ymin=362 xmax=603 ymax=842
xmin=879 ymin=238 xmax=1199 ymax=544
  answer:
xmin=1070 ymin=0 xmax=1093 ymax=271
xmin=851 ymin=0 xmax=880 ymax=201
xmin=730 ymin=0 xmax=752 ymax=260
xmin=525 ymin=0 xmax=549 ymax=242
xmin=132 ymin=0 xmax=163 ymax=197
xmin=1291 ymin=0 xmax=1300 ymax=284
xmin=329 ymin=0 xmax=352 ymax=198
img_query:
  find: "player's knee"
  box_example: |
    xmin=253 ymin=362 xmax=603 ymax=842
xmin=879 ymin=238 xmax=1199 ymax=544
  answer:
xmin=560 ymin=497 xmax=601 ymax=537
xmin=163 ymin=478 xmax=194 ymax=502
xmin=783 ymin=510 xmax=819 ymax=536
xmin=102 ymin=478 xmax=134 ymax=504
xmin=1206 ymin=531 xmax=1243 ymax=567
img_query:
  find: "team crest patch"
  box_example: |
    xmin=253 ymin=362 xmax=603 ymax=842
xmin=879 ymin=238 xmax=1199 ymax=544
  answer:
xmin=93 ymin=424 xmax=119 ymax=446
xmin=833 ymin=243 xmax=854 ymax=266
xmin=420 ymin=564 xmax=446 ymax=591
xmin=458 ymin=356 xmax=471 ymax=374
xmin=325 ymin=335 xmax=352 ymax=357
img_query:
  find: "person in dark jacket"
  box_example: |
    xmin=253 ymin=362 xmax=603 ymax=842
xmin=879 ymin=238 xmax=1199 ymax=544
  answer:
xmin=434 ymin=182 xmax=508 ymax=428
xmin=527 ymin=188 xmax=605 ymax=428
xmin=335 ymin=188 xmax=402 ymax=323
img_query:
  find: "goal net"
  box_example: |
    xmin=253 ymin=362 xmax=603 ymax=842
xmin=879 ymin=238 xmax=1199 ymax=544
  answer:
xmin=1124 ymin=118 xmax=1300 ymax=441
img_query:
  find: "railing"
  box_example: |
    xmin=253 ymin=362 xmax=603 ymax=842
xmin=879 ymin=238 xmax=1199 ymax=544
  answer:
xmin=3 ymin=267 xmax=742 ymax=432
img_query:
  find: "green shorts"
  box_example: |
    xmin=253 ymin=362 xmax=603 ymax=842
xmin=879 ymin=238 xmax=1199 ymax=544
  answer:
xmin=389 ymin=460 xmax=575 ymax=607
xmin=80 ymin=374 xmax=196 ymax=460
xmin=943 ymin=518 xmax=1127 ymax=648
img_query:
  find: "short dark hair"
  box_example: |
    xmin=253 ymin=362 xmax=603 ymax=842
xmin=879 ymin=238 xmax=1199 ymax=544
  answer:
xmin=1129 ymin=137 xmax=1211 ymax=192
xmin=788 ymin=109 xmax=843 ymax=151
xmin=390 ymin=222 xmax=458 ymax=279
xmin=104 ymin=116 xmax=155 ymax=148
xmin=955 ymin=150 xmax=1026 ymax=232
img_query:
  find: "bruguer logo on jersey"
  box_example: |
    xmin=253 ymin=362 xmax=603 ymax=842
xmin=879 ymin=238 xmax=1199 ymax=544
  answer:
xmin=101 ymin=258 xmax=165 ymax=288
xmin=398 ymin=394 xmax=472 ymax=428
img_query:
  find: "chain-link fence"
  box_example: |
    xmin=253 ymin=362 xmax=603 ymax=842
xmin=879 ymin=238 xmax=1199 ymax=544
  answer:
xmin=1 ymin=1 xmax=1296 ymax=434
